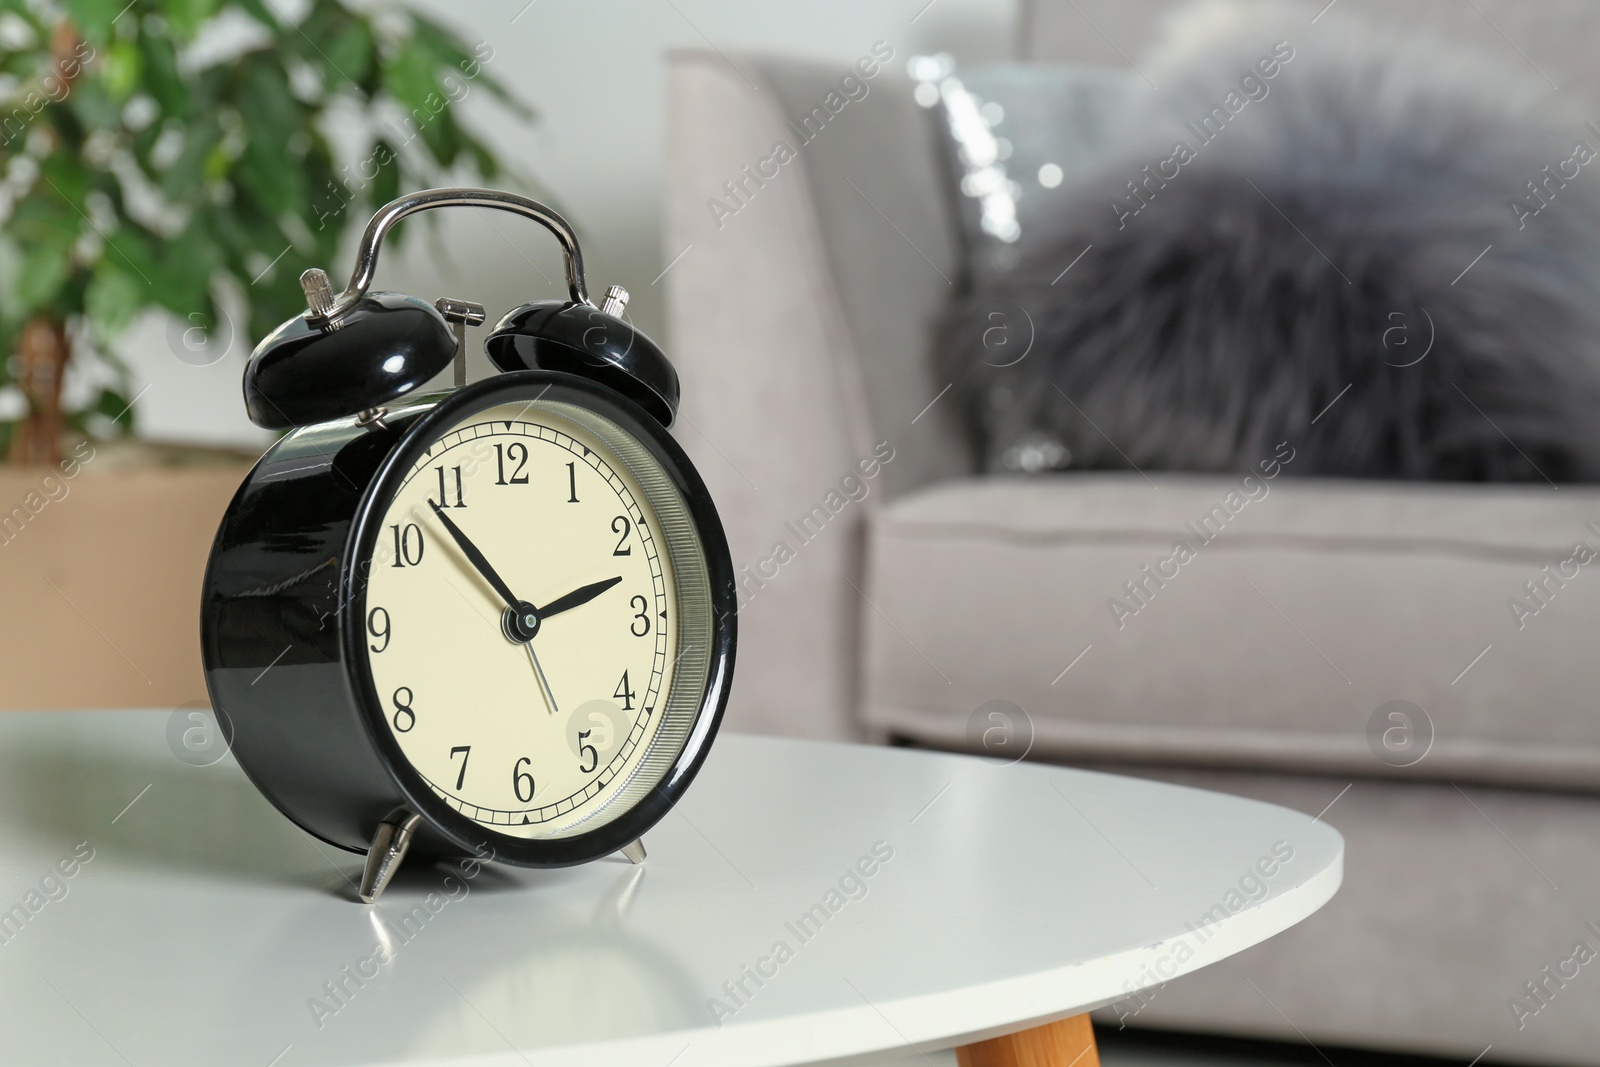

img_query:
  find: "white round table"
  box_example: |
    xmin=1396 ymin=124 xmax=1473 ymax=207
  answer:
xmin=0 ymin=711 xmax=1341 ymax=1066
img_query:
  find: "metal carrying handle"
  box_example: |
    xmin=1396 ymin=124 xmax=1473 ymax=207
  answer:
xmin=303 ymin=188 xmax=590 ymax=323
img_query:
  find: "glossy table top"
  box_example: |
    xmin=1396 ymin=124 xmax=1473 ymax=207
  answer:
xmin=0 ymin=711 xmax=1341 ymax=1066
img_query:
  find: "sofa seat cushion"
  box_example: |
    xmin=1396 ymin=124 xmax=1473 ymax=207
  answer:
xmin=862 ymin=474 xmax=1600 ymax=789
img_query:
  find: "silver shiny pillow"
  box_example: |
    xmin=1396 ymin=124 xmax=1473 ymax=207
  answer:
xmin=914 ymin=58 xmax=1131 ymax=472
xmin=913 ymin=57 xmax=1131 ymax=286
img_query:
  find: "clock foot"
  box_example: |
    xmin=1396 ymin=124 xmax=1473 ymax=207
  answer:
xmin=358 ymin=808 xmax=424 ymax=904
xmin=620 ymin=838 xmax=647 ymax=864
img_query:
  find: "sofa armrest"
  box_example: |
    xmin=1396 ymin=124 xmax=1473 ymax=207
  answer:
xmin=664 ymin=49 xmax=968 ymax=739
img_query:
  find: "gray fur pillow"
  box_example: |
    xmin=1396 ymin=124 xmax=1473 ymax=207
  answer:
xmin=935 ymin=0 xmax=1600 ymax=481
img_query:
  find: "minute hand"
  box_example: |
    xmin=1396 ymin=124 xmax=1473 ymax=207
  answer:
xmin=539 ymin=576 xmax=623 ymax=619
xmin=428 ymin=501 xmax=522 ymax=609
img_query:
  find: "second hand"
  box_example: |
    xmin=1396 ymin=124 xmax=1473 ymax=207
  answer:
xmin=527 ymin=643 xmax=559 ymax=714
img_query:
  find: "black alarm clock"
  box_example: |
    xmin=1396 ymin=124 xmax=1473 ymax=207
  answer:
xmin=200 ymin=189 xmax=736 ymax=903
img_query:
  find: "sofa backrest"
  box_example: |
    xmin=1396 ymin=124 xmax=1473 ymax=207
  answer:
xmin=1020 ymin=0 xmax=1600 ymax=110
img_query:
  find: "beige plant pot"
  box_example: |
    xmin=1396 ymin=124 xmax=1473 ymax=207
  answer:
xmin=0 ymin=444 xmax=255 ymax=711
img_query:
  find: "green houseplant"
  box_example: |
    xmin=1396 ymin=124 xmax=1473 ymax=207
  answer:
xmin=0 ymin=0 xmax=532 ymax=464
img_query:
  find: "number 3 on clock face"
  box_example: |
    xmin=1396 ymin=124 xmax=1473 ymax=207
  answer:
xmin=360 ymin=398 xmax=701 ymax=841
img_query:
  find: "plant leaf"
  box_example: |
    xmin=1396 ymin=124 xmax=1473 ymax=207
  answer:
xmin=38 ymin=151 xmax=95 ymax=207
xmin=135 ymin=30 xmax=189 ymax=119
xmin=406 ymin=20 xmax=532 ymax=120
xmin=458 ymin=128 xmax=501 ymax=179
xmin=84 ymin=262 xmax=146 ymax=339
xmin=161 ymin=0 xmax=223 ymax=39
xmin=65 ymin=76 xmax=121 ymax=129
xmin=63 ymin=0 xmax=124 ymax=44
xmin=405 ymin=14 xmax=476 ymax=69
xmin=232 ymin=0 xmax=278 ymax=30
xmin=235 ymin=60 xmax=307 ymax=218
xmin=7 ymin=188 xmax=81 ymax=253
xmin=99 ymin=40 xmax=143 ymax=100
xmin=238 ymin=132 xmax=305 ymax=219
xmin=202 ymin=201 xmax=293 ymax=277
xmin=237 ymin=58 xmax=302 ymax=146
xmin=416 ymin=97 xmax=459 ymax=167
xmin=158 ymin=116 xmax=222 ymax=200
xmin=13 ymin=237 xmax=74 ymax=314
xmin=380 ymin=38 xmax=439 ymax=123
xmin=369 ymin=138 xmax=400 ymax=212
xmin=150 ymin=219 xmax=218 ymax=317
xmin=247 ymin=261 xmax=309 ymax=341
xmin=93 ymin=387 xmax=136 ymax=432
xmin=98 ymin=224 xmax=161 ymax=289
xmin=321 ymin=19 xmax=373 ymax=90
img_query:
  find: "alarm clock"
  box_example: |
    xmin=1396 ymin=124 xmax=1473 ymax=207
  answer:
xmin=200 ymin=189 xmax=736 ymax=903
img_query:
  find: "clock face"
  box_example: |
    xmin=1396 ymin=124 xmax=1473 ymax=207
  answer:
xmin=359 ymin=397 xmax=712 ymax=841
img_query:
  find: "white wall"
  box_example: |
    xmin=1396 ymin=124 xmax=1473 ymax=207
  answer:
xmin=122 ymin=0 xmax=1014 ymax=448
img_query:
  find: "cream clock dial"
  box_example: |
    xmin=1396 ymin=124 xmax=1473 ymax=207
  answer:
xmin=363 ymin=400 xmax=693 ymax=840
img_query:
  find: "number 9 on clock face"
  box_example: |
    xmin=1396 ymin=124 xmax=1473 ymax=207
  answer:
xmin=356 ymin=395 xmax=715 ymax=843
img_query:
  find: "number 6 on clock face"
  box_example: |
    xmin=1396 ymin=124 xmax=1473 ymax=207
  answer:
xmin=361 ymin=396 xmax=705 ymax=841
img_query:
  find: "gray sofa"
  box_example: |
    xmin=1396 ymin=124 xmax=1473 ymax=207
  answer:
xmin=665 ymin=2 xmax=1600 ymax=1062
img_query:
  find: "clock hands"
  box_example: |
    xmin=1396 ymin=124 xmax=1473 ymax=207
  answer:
xmin=428 ymin=500 xmax=553 ymax=711
xmin=520 ymin=578 xmax=621 ymax=713
xmin=427 ymin=501 xmax=524 ymax=617
xmin=537 ymin=575 xmax=623 ymax=619
xmin=525 ymin=644 xmax=559 ymax=715
xmin=428 ymin=500 xmax=623 ymax=624
xmin=425 ymin=501 xmax=623 ymax=717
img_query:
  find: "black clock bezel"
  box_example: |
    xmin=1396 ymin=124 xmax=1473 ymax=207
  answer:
xmin=339 ymin=370 xmax=736 ymax=867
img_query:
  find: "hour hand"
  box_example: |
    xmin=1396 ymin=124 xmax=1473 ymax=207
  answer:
xmin=427 ymin=501 xmax=521 ymax=610
xmin=539 ymin=576 xmax=623 ymax=619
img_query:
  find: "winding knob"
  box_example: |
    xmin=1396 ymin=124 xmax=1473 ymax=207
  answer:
xmin=600 ymin=284 xmax=629 ymax=317
xmin=301 ymin=268 xmax=337 ymax=321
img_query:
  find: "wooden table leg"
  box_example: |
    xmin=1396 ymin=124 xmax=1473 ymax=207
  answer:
xmin=955 ymin=1013 xmax=1100 ymax=1067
